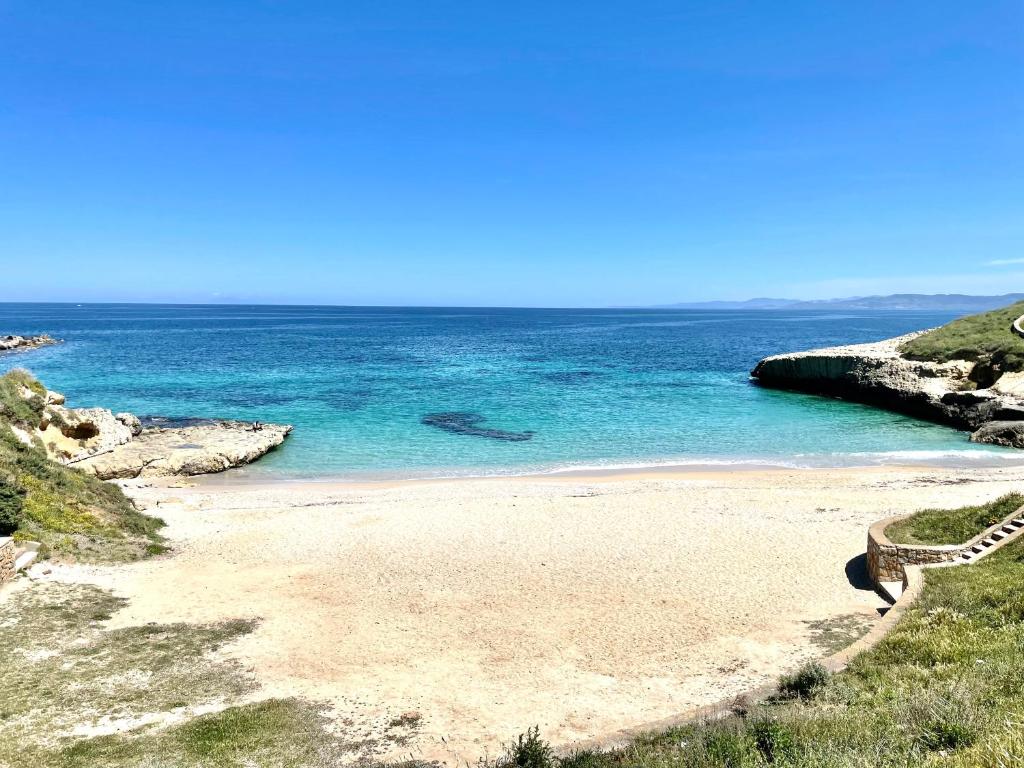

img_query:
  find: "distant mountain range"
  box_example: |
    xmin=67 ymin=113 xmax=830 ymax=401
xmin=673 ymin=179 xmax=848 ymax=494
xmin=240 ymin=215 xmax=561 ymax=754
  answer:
xmin=657 ymin=293 xmax=1024 ymax=312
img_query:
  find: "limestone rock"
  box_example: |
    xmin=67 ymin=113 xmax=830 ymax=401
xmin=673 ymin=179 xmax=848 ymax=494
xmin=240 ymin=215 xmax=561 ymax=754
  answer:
xmin=751 ymin=331 xmax=1024 ymax=436
xmin=38 ymin=405 xmax=135 ymax=463
xmin=115 ymin=412 xmax=143 ymax=436
xmin=74 ymin=421 xmax=292 ymax=479
xmin=0 ymin=334 xmax=59 ymax=353
xmin=990 ymin=371 xmax=1024 ymax=398
xmin=970 ymin=421 xmax=1024 ymax=449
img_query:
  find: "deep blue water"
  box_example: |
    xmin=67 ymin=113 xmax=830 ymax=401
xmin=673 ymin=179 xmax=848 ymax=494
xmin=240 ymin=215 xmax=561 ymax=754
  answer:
xmin=0 ymin=303 xmax=1017 ymax=479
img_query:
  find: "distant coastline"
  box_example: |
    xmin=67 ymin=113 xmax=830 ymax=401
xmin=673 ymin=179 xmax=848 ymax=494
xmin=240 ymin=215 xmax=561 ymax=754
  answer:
xmin=646 ymin=292 xmax=1024 ymax=312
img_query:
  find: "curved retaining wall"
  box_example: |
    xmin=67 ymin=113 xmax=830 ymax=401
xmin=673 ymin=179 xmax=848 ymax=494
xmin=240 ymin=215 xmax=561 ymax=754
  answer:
xmin=867 ymin=516 xmax=963 ymax=583
xmin=0 ymin=538 xmax=14 ymax=585
xmin=867 ymin=508 xmax=1024 ymax=586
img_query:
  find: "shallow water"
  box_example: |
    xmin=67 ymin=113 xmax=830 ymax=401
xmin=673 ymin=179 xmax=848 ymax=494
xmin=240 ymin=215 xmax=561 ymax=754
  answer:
xmin=1 ymin=303 xmax=1017 ymax=479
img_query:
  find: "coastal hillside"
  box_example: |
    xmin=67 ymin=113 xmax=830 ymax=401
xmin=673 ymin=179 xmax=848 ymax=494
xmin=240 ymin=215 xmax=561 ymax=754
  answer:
xmin=752 ymin=300 xmax=1024 ymax=447
xmin=0 ymin=369 xmax=164 ymax=561
xmin=901 ymin=299 xmax=1024 ymax=371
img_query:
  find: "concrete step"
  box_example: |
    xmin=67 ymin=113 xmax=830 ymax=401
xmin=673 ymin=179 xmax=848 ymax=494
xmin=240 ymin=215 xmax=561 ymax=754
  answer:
xmin=880 ymin=581 xmax=904 ymax=602
xmin=13 ymin=549 xmax=37 ymax=572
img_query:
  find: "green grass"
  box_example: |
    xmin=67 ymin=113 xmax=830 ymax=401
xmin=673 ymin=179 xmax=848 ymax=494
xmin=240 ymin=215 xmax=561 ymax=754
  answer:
xmin=496 ymin=531 xmax=1024 ymax=768
xmin=900 ymin=299 xmax=1024 ymax=372
xmin=885 ymin=493 xmax=1024 ymax=546
xmin=0 ymin=369 xmax=164 ymax=560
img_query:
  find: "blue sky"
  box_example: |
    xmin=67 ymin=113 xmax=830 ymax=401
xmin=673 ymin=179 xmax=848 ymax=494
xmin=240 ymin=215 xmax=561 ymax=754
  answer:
xmin=1 ymin=1 xmax=1022 ymax=306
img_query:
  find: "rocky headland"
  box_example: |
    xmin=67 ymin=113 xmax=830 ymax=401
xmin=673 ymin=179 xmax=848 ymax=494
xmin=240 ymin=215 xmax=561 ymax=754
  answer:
xmin=6 ymin=380 xmax=291 ymax=479
xmin=751 ymin=331 xmax=1024 ymax=447
xmin=73 ymin=419 xmax=292 ymax=479
xmin=0 ymin=334 xmax=59 ymax=353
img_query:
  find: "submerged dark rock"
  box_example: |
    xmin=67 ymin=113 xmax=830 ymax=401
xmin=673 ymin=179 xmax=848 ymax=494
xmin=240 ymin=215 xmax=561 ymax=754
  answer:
xmin=421 ymin=412 xmax=534 ymax=441
xmin=543 ymin=370 xmax=604 ymax=385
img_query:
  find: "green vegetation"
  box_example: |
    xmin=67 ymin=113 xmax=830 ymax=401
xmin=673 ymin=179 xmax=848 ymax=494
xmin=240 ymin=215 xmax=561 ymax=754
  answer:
xmin=498 ymin=531 xmax=1024 ymax=768
xmin=900 ymin=299 xmax=1024 ymax=373
xmin=885 ymin=493 xmax=1024 ymax=545
xmin=0 ymin=583 xmax=369 ymax=768
xmin=0 ymin=368 xmax=163 ymax=560
xmin=776 ymin=662 xmax=829 ymax=701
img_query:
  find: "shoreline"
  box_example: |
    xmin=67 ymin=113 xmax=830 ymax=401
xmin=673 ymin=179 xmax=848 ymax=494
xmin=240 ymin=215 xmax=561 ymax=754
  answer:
xmin=185 ymin=450 xmax=1024 ymax=491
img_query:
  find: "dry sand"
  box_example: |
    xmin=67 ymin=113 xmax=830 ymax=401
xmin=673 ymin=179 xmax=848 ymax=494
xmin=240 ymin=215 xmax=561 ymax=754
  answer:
xmin=43 ymin=463 xmax=1024 ymax=764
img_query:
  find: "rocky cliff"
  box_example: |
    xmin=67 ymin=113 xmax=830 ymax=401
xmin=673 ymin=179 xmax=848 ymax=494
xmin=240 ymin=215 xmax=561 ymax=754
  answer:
xmin=751 ymin=332 xmax=1024 ymax=446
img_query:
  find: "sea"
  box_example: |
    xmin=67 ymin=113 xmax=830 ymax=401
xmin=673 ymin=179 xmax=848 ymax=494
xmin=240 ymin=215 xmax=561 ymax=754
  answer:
xmin=1 ymin=303 xmax=1019 ymax=480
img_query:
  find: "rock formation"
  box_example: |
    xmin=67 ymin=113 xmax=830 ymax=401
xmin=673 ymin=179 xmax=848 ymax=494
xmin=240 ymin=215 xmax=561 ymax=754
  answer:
xmin=73 ymin=420 xmax=291 ymax=479
xmin=751 ymin=332 xmax=1024 ymax=448
xmin=11 ymin=384 xmax=291 ymax=478
xmin=0 ymin=334 xmax=59 ymax=353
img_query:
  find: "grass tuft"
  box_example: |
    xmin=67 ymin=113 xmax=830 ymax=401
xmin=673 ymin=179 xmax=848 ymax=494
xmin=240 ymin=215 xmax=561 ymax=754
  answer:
xmin=777 ymin=662 xmax=830 ymax=701
xmin=885 ymin=493 xmax=1024 ymax=545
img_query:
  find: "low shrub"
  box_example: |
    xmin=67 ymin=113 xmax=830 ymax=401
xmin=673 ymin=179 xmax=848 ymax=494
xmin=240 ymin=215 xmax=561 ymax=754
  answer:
xmin=502 ymin=726 xmax=555 ymax=768
xmin=778 ymin=662 xmax=830 ymax=700
xmin=0 ymin=474 xmax=24 ymax=535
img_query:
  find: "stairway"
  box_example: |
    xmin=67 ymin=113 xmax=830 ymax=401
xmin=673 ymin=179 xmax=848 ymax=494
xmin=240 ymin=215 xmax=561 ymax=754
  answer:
xmin=958 ymin=517 xmax=1024 ymax=563
xmin=879 ymin=515 xmax=1024 ymax=603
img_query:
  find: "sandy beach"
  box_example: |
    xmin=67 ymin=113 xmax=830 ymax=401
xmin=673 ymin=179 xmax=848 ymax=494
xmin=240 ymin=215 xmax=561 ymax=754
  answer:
xmin=39 ymin=462 xmax=1024 ymax=764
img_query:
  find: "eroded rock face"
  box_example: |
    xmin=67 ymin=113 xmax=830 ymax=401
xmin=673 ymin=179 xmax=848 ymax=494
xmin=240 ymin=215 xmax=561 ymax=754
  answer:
xmin=38 ymin=405 xmax=135 ymax=463
xmin=751 ymin=332 xmax=1024 ymax=435
xmin=10 ymin=383 xmax=290 ymax=477
xmin=73 ymin=421 xmax=292 ymax=479
xmin=970 ymin=421 xmax=1024 ymax=449
xmin=0 ymin=334 xmax=59 ymax=353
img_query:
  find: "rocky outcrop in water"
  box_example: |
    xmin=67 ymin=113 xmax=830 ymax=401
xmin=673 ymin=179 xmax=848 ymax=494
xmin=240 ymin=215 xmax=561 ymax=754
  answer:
xmin=0 ymin=334 xmax=59 ymax=353
xmin=10 ymin=383 xmax=291 ymax=478
xmin=751 ymin=332 xmax=1024 ymax=448
xmin=422 ymin=412 xmax=534 ymax=441
xmin=73 ymin=420 xmax=292 ymax=479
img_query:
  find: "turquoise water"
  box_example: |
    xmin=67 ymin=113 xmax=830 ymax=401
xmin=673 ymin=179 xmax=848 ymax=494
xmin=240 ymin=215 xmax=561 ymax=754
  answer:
xmin=1 ymin=303 xmax=1018 ymax=479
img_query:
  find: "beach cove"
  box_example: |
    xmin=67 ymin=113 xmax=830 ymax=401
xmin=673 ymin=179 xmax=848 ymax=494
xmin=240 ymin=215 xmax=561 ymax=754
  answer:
xmin=30 ymin=461 xmax=1024 ymax=764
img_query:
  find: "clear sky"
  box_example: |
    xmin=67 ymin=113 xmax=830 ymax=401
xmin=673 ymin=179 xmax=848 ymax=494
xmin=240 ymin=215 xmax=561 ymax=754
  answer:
xmin=2 ymin=2 xmax=1022 ymax=306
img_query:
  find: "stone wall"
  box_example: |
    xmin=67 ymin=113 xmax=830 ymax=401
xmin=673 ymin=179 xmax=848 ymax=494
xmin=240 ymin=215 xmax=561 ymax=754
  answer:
xmin=866 ymin=517 xmax=963 ymax=584
xmin=867 ymin=508 xmax=1024 ymax=587
xmin=0 ymin=537 xmax=14 ymax=585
